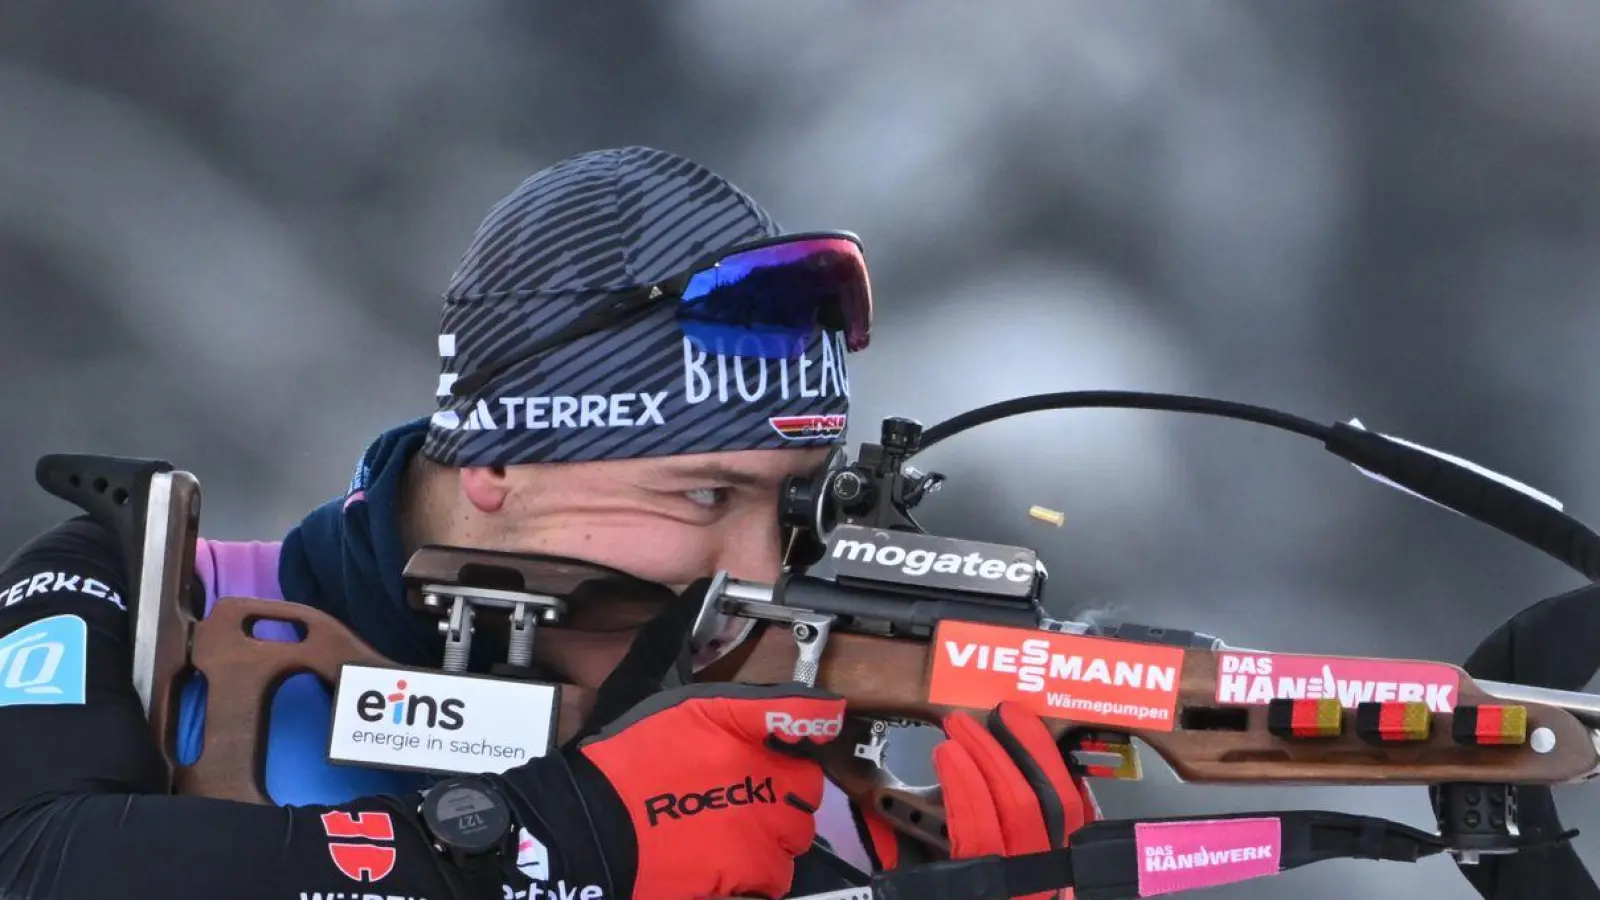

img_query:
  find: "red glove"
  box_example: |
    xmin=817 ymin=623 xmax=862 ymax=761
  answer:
xmin=573 ymin=683 xmax=848 ymax=900
xmin=857 ymin=702 xmax=1098 ymax=900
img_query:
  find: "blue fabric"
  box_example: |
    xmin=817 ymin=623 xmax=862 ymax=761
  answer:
xmin=281 ymin=416 xmax=457 ymax=669
xmin=177 ymin=674 xmax=430 ymax=806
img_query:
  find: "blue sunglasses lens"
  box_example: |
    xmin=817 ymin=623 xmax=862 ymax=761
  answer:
xmin=676 ymin=236 xmax=872 ymax=360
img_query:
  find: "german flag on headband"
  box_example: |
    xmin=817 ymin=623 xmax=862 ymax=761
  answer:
xmin=1452 ymin=704 xmax=1528 ymax=746
xmin=769 ymin=414 xmax=848 ymax=442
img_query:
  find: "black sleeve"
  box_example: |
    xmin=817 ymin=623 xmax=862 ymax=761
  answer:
xmin=0 ymin=517 xmax=497 ymax=900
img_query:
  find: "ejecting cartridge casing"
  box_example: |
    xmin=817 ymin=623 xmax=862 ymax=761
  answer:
xmin=1029 ymin=505 xmax=1065 ymax=526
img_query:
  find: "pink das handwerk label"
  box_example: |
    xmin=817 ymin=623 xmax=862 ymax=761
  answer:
xmin=1135 ymin=817 xmax=1282 ymax=897
xmin=1215 ymin=652 xmax=1461 ymax=713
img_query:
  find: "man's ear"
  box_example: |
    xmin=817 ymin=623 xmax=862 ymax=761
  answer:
xmin=458 ymin=465 xmax=510 ymax=514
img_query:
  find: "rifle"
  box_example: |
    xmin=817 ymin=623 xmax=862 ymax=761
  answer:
xmin=31 ymin=390 xmax=1600 ymax=899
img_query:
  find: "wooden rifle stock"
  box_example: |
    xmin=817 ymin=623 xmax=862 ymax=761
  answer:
xmin=160 ymin=596 xmax=599 ymax=804
xmin=135 ymin=517 xmax=1591 ymax=858
xmin=162 ymin=586 xmax=1599 ymax=860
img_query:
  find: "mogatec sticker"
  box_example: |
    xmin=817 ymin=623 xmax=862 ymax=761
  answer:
xmin=826 ymin=526 xmax=1039 ymax=601
xmin=927 ymin=620 xmax=1185 ymax=731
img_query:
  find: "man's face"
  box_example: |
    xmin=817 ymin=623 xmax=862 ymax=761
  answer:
xmin=464 ymin=446 xmax=831 ymax=688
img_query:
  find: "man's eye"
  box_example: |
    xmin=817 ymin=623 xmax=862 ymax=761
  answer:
xmin=684 ymin=487 xmax=730 ymax=508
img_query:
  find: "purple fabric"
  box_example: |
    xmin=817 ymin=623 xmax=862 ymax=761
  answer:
xmin=193 ymin=538 xmax=292 ymax=639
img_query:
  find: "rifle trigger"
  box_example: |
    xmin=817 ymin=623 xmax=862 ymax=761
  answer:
xmin=1065 ymin=732 xmax=1143 ymax=781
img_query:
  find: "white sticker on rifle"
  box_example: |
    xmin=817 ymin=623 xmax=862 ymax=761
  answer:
xmin=327 ymin=664 xmax=558 ymax=775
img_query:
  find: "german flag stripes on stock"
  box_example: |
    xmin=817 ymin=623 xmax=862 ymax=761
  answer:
xmin=1266 ymin=699 xmax=1344 ymax=738
xmin=1452 ymin=704 xmax=1528 ymax=746
xmin=1355 ymin=701 xmax=1432 ymax=742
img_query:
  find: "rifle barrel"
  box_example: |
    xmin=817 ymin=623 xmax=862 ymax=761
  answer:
xmin=1479 ymin=679 xmax=1600 ymax=727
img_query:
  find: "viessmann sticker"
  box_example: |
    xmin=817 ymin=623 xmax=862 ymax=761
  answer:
xmin=927 ymin=620 xmax=1185 ymax=731
xmin=1214 ymin=652 xmax=1461 ymax=712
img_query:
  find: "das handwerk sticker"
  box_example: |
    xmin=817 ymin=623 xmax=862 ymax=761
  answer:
xmin=927 ymin=620 xmax=1185 ymax=731
xmin=1215 ymin=652 xmax=1461 ymax=712
xmin=1135 ymin=817 xmax=1282 ymax=896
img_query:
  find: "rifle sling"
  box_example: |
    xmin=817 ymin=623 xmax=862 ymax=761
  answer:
xmin=869 ymin=810 xmax=1470 ymax=900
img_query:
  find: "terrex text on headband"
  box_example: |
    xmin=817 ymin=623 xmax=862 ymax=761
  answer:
xmin=450 ymin=231 xmax=872 ymax=399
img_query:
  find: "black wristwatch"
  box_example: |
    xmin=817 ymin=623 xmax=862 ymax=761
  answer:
xmin=420 ymin=776 xmax=517 ymax=873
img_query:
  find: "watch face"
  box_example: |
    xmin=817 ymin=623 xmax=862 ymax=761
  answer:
xmin=424 ymin=778 xmax=513 ymax=854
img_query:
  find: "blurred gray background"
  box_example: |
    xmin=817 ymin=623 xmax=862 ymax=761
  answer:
xmin=3 ymin=1 xmax=1599 ymax=896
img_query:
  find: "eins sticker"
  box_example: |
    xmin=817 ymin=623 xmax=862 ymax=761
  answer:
xmin=927 ymin=620 xmax=1185 ymax=731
